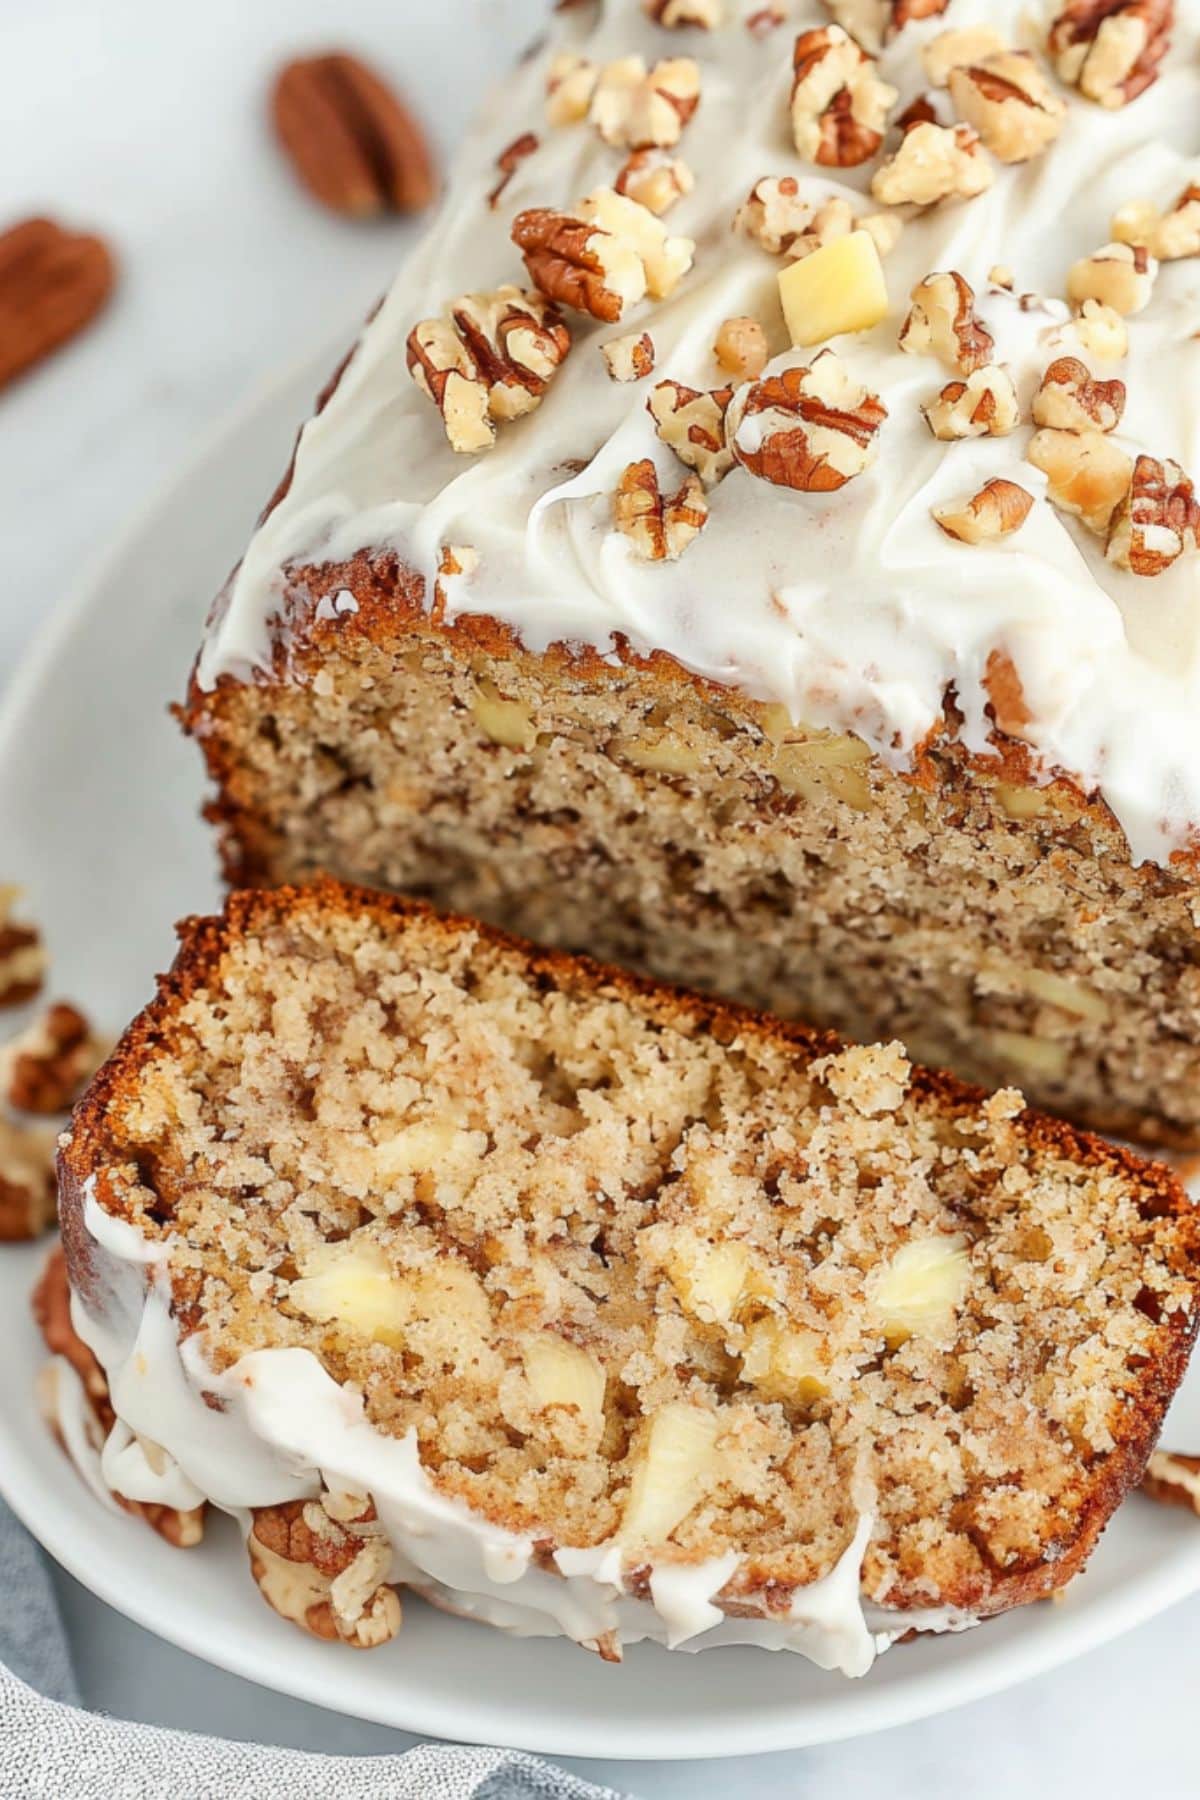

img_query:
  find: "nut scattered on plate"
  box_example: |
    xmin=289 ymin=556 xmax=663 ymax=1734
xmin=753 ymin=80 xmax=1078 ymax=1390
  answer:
xmin=0 ymin=219 xmax=115 ymax=394
xmin=271 ymin=53 xmax=437 ymax=216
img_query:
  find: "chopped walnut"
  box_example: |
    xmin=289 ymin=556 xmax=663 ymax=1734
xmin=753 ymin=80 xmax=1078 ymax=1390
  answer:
xmin=922 ymin=366 xmax=1020 ymax=439
xmin=1107 ymin=454 xmax=1200 ymax=576
xmin=603 ymin=331 xmax=656 ymax=381
xmin=407 ymin=287 xmax=571 ymax=452
xmin=735 ymin=179 xmax=899 ymax=260
xmin=488 ymin=132 xmax=539 ymax=208
xmin=791 ymin=26 xmax=897 ymax=167
xmin=1 ymin=1002 xmax=108 ymax=1115
xmin=1059 ymin=297 xmax=1129 ymax=362
xmin=728 ymin=348 xmax=887 ymax=491
xmin=614 ymin=459 xmax=709 ymax=559
xmin=1032 ymin=356 xmax=1125 ymax=432
xmin=615 ymin=148 xmax=694 ymax=215
xmin=823 ymin=0 xmax=949 ymax=56
xmin=0 ymin=888 xmax=45 ymax=1008
xmin=0 ymin=1119 xmax=55 ymax=1241
xmin=1048 ymin=1 xmax=1173 ymax=109
xmin=1028 ymin=427 xmax=1134 ymax=534
xmin=870 ymin=121 xmax=994 ymax=207
xmin=645 ymin=0 xmax=724 ymax=22
xmin=714 ymin=316 xmax=769 ymax=379
xmin=921 ymin=25 xmax=1007 ymax=86
xmin=946 ymin=52 xmax=1067 ymax=163
xmin=1112 ymin=184 xmax=1200 ymax=261
xmin=546 ymin=53 xmax=598 ymax=126
xmin=249 ymin=1497 xmax=402 ymax=1648
xmin=514 ymin=189 xmax=695 ymax=321
xmin=590 ymin=55 xmax=701 ymax=150
xmin=647 ymin=380 xmax=735 ymax=485
xmin=899 ymin=271 xmax=994 ymax=373
xmin=932 ymin=478 xmax=1034 ymax=543
xmin=1066 ymin=241 xmax=1157 ymax=315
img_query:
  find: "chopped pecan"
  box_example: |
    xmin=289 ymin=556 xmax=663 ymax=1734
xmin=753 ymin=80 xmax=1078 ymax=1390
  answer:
xmin=602 ymin=331 xmax=656 ymax=381
xmin=647 ymin=380 xmax=735 ymax=485
xmin=791 ymin=26 xmax=897 ymax=167
xmin=249 ymin=1497 xmax=402 ymax=1648
xmin=1107 ymin=454 xmax=1200 ymax=576
xmin=0 ymin=888 xmax=46 ymax=1007
xmin=946 ymin=52 xmax=1067 ymax=163
xmin=1058 ymin=297 xmax=1129 ymax=362
xmin=1048 ymin=1 xmax=1173 ymax=108
xmin=407 ymin=287 xmax=570 ymax=452
xmin=271 ymin=54 xmax=436 ymax=216
xmin=870 ymin=121 xmax=993 ymax=207
xmin=488 ymin=132 xmax=539 ymax=208
xmin=590 ymin=55 xmax=701 ymax=149
xmin=1032 ymin=357 xmax=1125 ymax=432
xmin=645 ymin=0 xmax=723 ymax=22
xmin=1143 ymin=1450 xmax=1200 ymax=1514
xmin=899 ymin=271 xmax=994 ymax=373
xmin=1112 ymin=184 xmax=1200 ymax=261
xmin=932 ymin=478 xmax=1034 ymax=543
xmin=985 ymin=648 xmax=1033 ymax=736
xmin=615 ymin=148 xmax=694 ymax=215
xmin=514 ymin=189 xmax=694 ymax=321
xmin=746 ymin=6 xmax=789 ymax=34
xmin=728 ymin=349 xmax=887 ymax=491
xmin=735 ymin=179 xmax=899 ymax=259
xmin=823 ymin=0 xmax=949 ymax=55
xmin=922 ymin=366 xmax=1020 ymax=439
xmin=1 ymin=1001 xmax=108 ymax=1115
xmin=921 ymin=25 xmax=1007 ymax=85
xmin=0 ymin=218 xmax=115 ymax=394
xmin=1066 ymin=241 xmax=1157 ymax=315
xmin=714 ymin=316 xmax=769 ymax=379
xmin=613 ymin=460 xmax=709 ymax=560
xmin=546 ymin=53 xmax=598 ymax=126
xmin=1028 ymin=428 xmax=1133 ymax=534
xmin=895 ymin=94 xmax=944 ymax=130
xmin=0 ymin=1120 xmax=56 ymax=1241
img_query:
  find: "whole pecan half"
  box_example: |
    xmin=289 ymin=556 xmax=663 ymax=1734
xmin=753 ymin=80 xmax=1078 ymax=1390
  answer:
xmin=271 ymin=53 xmax=436 ymax=216
xmin=1048 ymin=0 xmax=1173 ymax=107
xmin=728 ymin=350 xmax=887 ymax=492
xmin=0 ymin=219 xmax=115 ymax=393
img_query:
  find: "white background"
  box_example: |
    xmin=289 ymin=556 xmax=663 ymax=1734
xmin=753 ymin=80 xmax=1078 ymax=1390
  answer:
xmin=1 ymin=0 xmax=1197 ymax=1791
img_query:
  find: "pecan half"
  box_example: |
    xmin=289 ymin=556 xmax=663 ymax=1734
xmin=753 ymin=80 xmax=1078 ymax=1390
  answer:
xmin=791 ymin=26 xmax=897 ymax=167
xmin=1 ymin=1001 xmax=108 ymax=1115
xmin=647 ymin=380 xmax=735 ymax=485
xmin=615 ymin=148 xmax=694 ymax=215
xmin=0 ymin=219 xmax=115 ymax=394
xmin=546 ymin=53 xmax=599 ymax=126
xmin=613 ymin=460 xmax=709 ymax=560
xmin=728 ymin=349 xmax=887 ymax=491
xmin=271 ymin=54 xmax=436 ymax=215
xmin=933 ymin=478 xmax=1034 ymax=543
xmin=489 ymin=132 xmax=539 ymax=209
xmin=1048 ymin=1 xmax=1173 ymax=108
xmin=0 ymin=1120 xmax=56 ymax=1241
xmin=1107 ymin=454 xmax=1200 ymax=576
xmin=946 ymin=52 xmax=1066 ymax=163
xmin=514 ymin=189 xmax=694 ymax=321
xmin=1032 ymin=357 xmax=1125 ymax=432
xmin=1028 ymin=428 xmax=1133 ymax=535
xmin=870 ymin=122 xmax=993 ymax=207
xmin=899 ymin=272 xmax=994 ymax=373
xmin=590 ymin=55 xmax=701 ymax=150
xmin=602 ymin=331 xmax=656 ymax=381
xmin=407 ymin=287 xmax=571 ymax=452
xmin=1143 ymin=1450 xmax=1200 ymax=1514
xmin=645 ymin=0 xmax=724 ymax=23
xmin=923 ymin=366 xmax=1020 ymax=439
xmin=249 ymin=1497 xmax=402 ymax=1648
xmin=1066 ymin=241 xmax=1157 ymax=315
xmin=823 ymin=0 xmax=949 ymax=55
xmin=1112 ymin=184 xmax=1200 ymax=261
xmin=0 ymin=888 xmax=46 ymax=1007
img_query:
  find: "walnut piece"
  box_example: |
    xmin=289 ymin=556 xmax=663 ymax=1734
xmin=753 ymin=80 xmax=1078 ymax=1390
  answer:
xmin=735 ymin=179 xmax=899 ymax=259
xmin=870 ymin=121 xmax=993 ymax=207
xmin=1066 ymin=241 xmax=1157 ymax=315
xmin=728 ymin=349 xmax=887 ymax=491
xmin=513 ymin=189 xmax=694 ymax=322
xmin=0 ymin=887 xmax=45 ymax=1008
xmin=1112 ymin=184 xmax=1200 ymax=261
xmin=932 ymin=478 xmax=1034 ymax=543
xmin=790 ymin=26 xmax=897 ymax=167
xmin=546 ymin=53 xmax=598 ymax=126
xmin=603 ymin=331 xmax=656 ymax=381
xmin=1032 ymin=356 xmax=1125 ymax=432
xmin=922 ymin=366 xmax=1020 ymax=439
xmin=407 ymin=287 xmax=570 ymax=452
xmin=590 ymin=55 xmax=701 ymax=150
xmin=1107 ymin=454 xmax=1200 ymax=576
xmin=0 ymin=1119 xmax=55 ymax=1241
xmin=921 ymin=25 xmax=1007 ymax=85
xmin=249 ymin=1497 xmax=402 ymax=1648
xmin=645 ymin=0 xmax=724 ymax=23
xmin=647 ymin=380 xmax=735 ymax=485
xmin=1 ymin=1001 xmax=108 ymax=1115
xmin=1048 ymin=1 xmax=1173 ymax=109
xmin=899 ymin=271 xmax=994 ymax=374
xmin=1059 ymin=297 xmax=1129 ymax=362
xmin=714 ymin=316 xmax=769 ymax=379
xmin=946 ymin=52 xmax=1067 ymax=163
xmin=1028 ymin=427 xmax=1134 ymax=534
xmin=615 ymin=148 xmax=694 ymax=215
xmin=823 ymin=0 xmax=949 ymax=55
xmin=613 ymin=459 xmax=709 ymax=560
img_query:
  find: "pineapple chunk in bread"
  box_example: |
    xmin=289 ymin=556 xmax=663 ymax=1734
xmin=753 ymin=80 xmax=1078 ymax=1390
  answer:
xmin=58 ymin=882 xmax=1200 ymax=1665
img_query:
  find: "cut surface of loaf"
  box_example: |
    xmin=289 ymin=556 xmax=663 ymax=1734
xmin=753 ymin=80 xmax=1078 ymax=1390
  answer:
xmin=59 ymin=882 xmax=1200 ymax=1670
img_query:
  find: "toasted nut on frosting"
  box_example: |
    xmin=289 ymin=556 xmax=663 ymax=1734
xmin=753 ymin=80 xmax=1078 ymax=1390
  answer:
xmin=714 ymin=316 xmax=769 ymax=379
xmin=790 ymin=26 xmax=897 ymax=167
xmin=899 ymin=271 xmax=994 ymax=373
xmin=603 ymin=331 xmax=656 ymax=381
xmin=945 ymin=52 xmax=1066 ymax=164
xmin=0 ymin=1119 xmax=55 ymax=1241
xmin=824 ymin=0 xmax=950 ymax=56
xmin=614 ymin=459 xmax=709 ymax=559
xmin=1028 ymin=428 xmax=1134 ymax=535
xmin=932 ymin=478 xmax=1034 ymax=543
xmin=921 ymin=25 xmax=1007 ymax=85
xmin=249 ymin=1497 xmax=402 ymax=1649
xmin=922 ymin=366 xmax=1020 ymax=439
xmin=1 ymin=1001 xmax=108 ymax=1115
xmin=1048 ymin=0 xmax=1173 ymax=109
xmin=1143 ymin=1450 xmax=1200 ymax=1514
xmin=407 ymin=287 xmax=570 ymax=452
xmin=645 ymin=0 xmax=724 ymax=23
xmin=735 ymin=179 xmax=900 ymax=261
xmin=546 ymin=54 xmax=598 ymax=126
xmin=1057 ymin=298 xmax=1129 ymax=362
xmin=514 ymin=189 xmax=695 ymax=321
xmin=647 ymin=380 xmax=735 ymax=485
xmin=1066 ymin=242 xmax=1157 ymax=315
xmin=615 ymin=148 xmax=694 ymax=215
xmin=870 ymin=122 xmax=994 ymax=207
xmin=728 ymin=349 xmax=887 ymax=492
xmin=1107 ymin=454 xmax=1200 ymax=576
xmin=0 ymin=887 xmax=45 ymax=1008
xmin=1032 ymin=357 xmax=1125 ymax=433
xmin=1112 ymin=184 xmax=1200 ymax=261
xmin=590 ymin=55 xmax=701 ymax=150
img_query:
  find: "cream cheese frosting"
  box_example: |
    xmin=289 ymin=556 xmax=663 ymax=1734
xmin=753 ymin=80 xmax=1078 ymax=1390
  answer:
xmin=197 ymin=0 xmax=1200 ymax=868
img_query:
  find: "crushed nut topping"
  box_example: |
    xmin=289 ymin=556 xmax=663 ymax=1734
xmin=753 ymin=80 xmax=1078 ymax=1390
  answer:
xmin=249 ymin=1497 xmax=402 ymax=1648
xmin=614 ymin=459 xmax=709 ymax=559
xmin=0 ymin=1119 xmax=55 ymax=1242
xmin=870 ymin=121 xmax=993 ymax=207
xmin=0 ymin=888 xmax=45 ymax=1009
xmin=735 ymin=178 xmax=899 ymax=259
xmin=727 ymin=348 xmax=887 ymax=491
xmin=945 ymin=51 xmax=1067 ymax=163
xmin=1032 ymin=356 xmax=1125 ymax=432
xmin=514 ymin=189 xmax=695 ymax=322
xmin=933 ymin=477 xmax=1034 ymax=543
xmin=615 ymin=148 xmax=694 ymax=215
xmin=602 ymin=331 xmax=657 ymax=381
xmin=1112 ymin=184 xmax=1200 ymax=261
xmin=922 ymin=365 xmax=1020 ymax=439
xmin=546 ymin=53 xmax=598 ymax=126
xmin=823 ymin=0 xmax=949 ymax=56
xmin=645 ymin=0 xmax=724 ymax=23
xmin=1 ymin=1001 xmax=108 ymax=1115
xmin=407 ymin=287 xmax=571 ymax=452
xmin=790 ymin=26 xmax=897 ymax=167
xmin=647 ymin=379 xmax=735 ymax=484
xmin=899 ymin=271 xmax=994 ymax=373
xmin=1048 ymin=0 xmax=1173 ymax=109
xmin=1107 ymin=454 xmax=1200 ymax=576
xmin=714 ymin=316 xmax=769 ymax=379
xmin=1067 ymin=241 xmax=1157 ymax=316
xmin=488 ymin=132 xmax=539 ymax=208
xmin=590 ymin=55 xmax=701 ymax=150
xmin=1028 ymin=427 xmax=1134 ymax=534
xmin=1057 ymin=297 xmax=1129 ymax=362
xmin=921 ymin=25 xmax=1007 ymax=86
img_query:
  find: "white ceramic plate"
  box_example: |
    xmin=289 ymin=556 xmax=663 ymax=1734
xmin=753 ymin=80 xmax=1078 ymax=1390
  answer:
xmin=3 ymin=343 xmax=1200 ymax=1760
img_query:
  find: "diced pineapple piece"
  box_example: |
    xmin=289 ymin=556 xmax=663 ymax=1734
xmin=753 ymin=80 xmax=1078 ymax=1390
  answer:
xmin=372 ymin=1119 xmax=484 ymax=1182
xmin=523 ymin=1334 xmax=606 ymax=1434
xmin=740 ymin=1317 xmax=829 ymax=1403
xmin=986 ymin=1028 xmax=1070 ymax=1081
xmin=980 ymin=960 xmax=1110 ymax=1025
xmin=619 ymin=735 xmax=703 ymax=775
xmin=870 ymin=1237 xmax=970 ymax=1348
xmin=620 ymin=1403 xmax=721 ymax=1546
xmin=471 ymin=679 xmax=537 ymax=752
xmin=773 ymin=733 xmax=872 ymax=810
xmin=778 ymin=231 xmax=888 ymax=349
xmin=289 ymin=1241 xmax=491 ymax=1350
xmin=667 ymin=1234 xmax=752 ymax=1324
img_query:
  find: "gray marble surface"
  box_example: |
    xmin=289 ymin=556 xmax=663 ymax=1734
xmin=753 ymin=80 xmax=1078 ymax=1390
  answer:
xmin=0 ymin=1 xmax=1196 ymax=1792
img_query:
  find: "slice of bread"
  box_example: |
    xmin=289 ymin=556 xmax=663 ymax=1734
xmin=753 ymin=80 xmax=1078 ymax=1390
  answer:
xmin=58 ymin=880 xmax=1200 ymax=1668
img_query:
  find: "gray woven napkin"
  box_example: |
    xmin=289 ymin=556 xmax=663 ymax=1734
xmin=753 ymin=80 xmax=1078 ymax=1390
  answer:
xmin=0 ymin=1500 xmax=627 ymax=1800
